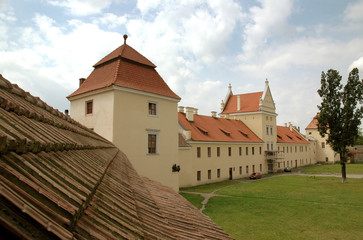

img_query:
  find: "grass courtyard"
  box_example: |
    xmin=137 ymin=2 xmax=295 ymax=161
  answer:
xmin=180 ymin=164 xmax=363 ymax=240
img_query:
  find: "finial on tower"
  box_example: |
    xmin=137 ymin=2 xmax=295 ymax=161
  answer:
xmin=123 ymin=34 xmax=128 ymax=44
xmin=228 ymin=83 xmax=232 ymax=90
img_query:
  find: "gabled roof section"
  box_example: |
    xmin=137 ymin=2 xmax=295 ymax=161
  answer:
xmin=0 ymin=75 xmax=232 ymax=240
xmin=67 ymin=36 xmax=180 ymax=100
xmin=178 ymin=112 xmax=263 ymax=143
xmin=276 ymin=126 xmax=309 ymax=144
xmin=222 ymin=92 xmax=263 ymax=114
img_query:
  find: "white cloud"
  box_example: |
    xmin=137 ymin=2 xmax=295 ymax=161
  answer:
xmin=242 ymin=0 xmax=293 ymax=58
xmin=349 ymin=56 xmax=363 ymax=72
xmin=92 ymin=13 xmax=127 ymax=28
xmin=47 ymin=0 xmax=121 ymax=16
xmin=344 ymin=0 xmax=363 ymax=22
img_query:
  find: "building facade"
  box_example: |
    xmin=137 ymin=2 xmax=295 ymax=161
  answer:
xmin=68 ymin=35 xmax=181 ymax=191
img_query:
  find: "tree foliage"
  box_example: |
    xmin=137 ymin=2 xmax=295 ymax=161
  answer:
xmin=317 ymin=68 xmax=363 ymax=183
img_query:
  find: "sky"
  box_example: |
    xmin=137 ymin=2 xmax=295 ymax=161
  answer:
xmin=1 ymin=0 xmax=363 ymax=131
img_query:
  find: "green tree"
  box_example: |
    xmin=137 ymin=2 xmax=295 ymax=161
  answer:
xmin=317 ymin=68 xmax=363 ymax=183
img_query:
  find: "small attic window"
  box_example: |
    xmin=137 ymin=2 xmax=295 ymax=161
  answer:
xmin=239 ymin=130 xmax=248 ymax=138
xmin=277 ymin=135 xmax=282 ymax=139
xmin=220 ymin=128 xmax=231 ymax=136
xmin=196 ymin=126 xmax=208 ymax=135
xmin=287 ymin=135 xmax=293 ymax=140
xmin=296 ymin=136 xmax=302 ymax=140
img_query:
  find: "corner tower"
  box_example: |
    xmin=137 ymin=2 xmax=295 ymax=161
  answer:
xmin=67 ymin=35 xmax=181 ymax=190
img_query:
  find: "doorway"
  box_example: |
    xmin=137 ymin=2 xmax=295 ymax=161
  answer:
xmin=229 ymin=168 xmax=233 ymax=180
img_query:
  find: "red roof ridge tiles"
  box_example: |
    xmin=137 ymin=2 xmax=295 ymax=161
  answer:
xmin=1 ymin=75 xmax=232 ymax=239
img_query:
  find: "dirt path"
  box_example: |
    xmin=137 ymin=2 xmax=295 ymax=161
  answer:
xmin=179 ymin=171 xmax=363 ymax=212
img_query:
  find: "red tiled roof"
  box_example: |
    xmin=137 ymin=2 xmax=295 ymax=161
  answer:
xmin=179 ymin=133 xmax=191 ymax=147
xmin=179 ymin=112 xmax=263 ymax=143
xmin=305 ymin=117 xmax=318 ymax=129
xmin=222 ymin=92 xmax=263 ymax=114
xmin=67 ymin=43 xmax=180 ymax=100
xmin=0 ymin=74 xmax=232 ymax=240
xmin=277 ymin=126 xmax=309 ymax=144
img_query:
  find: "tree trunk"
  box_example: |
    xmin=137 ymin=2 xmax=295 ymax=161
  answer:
xmin=340 ymin=152 xmax=347 ymax=183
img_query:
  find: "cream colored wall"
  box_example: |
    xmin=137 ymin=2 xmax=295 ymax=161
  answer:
xmin=276 ymin=143 xmax=314 ymax=170
xmin=69 ymin=90 xmax=114 ymax=141
xmin=178 ymin=142 xmax=265 ymax=187
xmin=306 ymin=129 xmax=339 ymax=163
xmin=112 ymin=89 xmax=179 ymax=191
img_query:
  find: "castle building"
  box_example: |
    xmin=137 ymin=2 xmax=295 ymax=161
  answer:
xmin=67 ymin=37 xmax=331 ymax=190
xmin=68 ymin=35 xmax=181 ymax=191
xmin=178 ymin=82 xmax=313 ymax=187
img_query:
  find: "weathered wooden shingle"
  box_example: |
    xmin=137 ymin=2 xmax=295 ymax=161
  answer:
xmin=0 ymin=74 xmax=233 ymax=239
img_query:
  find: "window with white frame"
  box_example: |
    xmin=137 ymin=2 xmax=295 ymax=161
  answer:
xmin=147 ymin=131 xmax=158 ymax=154
xmin=148 ymin=101 xmax=158 ymax=116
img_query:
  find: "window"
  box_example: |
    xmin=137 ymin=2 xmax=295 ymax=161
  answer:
xmin=208 ymin=170 xmax=211 ymax=179
xmin=271 ymin=143 xmax=274 ymax=150
xmin=246 ymin=147 xmax=248 ymax=155
xmin=252 ymin=165 xmax=255 ymax=172
xmin=148 ymin=102 xmax=157 ymax=116
xmin=322 ymin=142 xmax=325 ymax=148
xmin=266 ymin=126 xmax=269 ymax=135
xmin=239 ymin=166 xmax=242 ymax=175
xmin=86 ymin=100 xmax=93 ymax=114
xmin=259 ymin=147 xmax=262 ymax=155
xmin=267 ymin=143 xmax=269 ymax=151
xmin=270 ymin=127 xmax=273 ymax=135
xmin=148 ymin=133 xmax=157 ymax=154
xmin=252 ymin=147 xmax=255 ymax=155
xmin=295 ymin=146 xmax=297 ymax=152
xmin=197 ymin=147 xmax=201 ymax=158
xmin=309 ymin=132 xmax=312 ymax=135
xmin=228 ymin=147 xmax=232 ymax=156
xmin=197 ymin=171 xmax=201 ymax=181
xmin=217 ymin=169 xmax=220 ymax=178
xmin=246 ymin=165 xmax=249 ymax=174
xmin=207 ymin=147 xmax=211 ymax=157
xmin=239 ymin=147 xmax=242 ymax=156
xmin=260 ymin=164 xmax=262 ymax=171
xmin=217 ymin=147 xmax=220 ymax=157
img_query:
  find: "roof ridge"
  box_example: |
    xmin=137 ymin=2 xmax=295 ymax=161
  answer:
xmin=69 ymin=149 xmax=120 ymax=231
xmin=0 ymin=75 xmax=112 ymax=155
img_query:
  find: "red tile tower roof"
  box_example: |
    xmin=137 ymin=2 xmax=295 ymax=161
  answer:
xmin=222 ymin=92 xmax=263 ymax=114
xmin=0 ymin=74 xmax=231 ymax=240
xmin=179 ymin=112 xmax=263 ymax=143
xmin=305 ymin=116 xmax=319 ymax=129
xmin=68 ymin=35 xmax=180 ymax=100
xmin=276 ymin=126 xmax=309 ymax=144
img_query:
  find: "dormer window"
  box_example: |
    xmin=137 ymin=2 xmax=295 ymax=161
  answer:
xmin=197 ymin=126 xmax=208 ymax=135
xmin=239 ymin=130 xmax=248 ymax=138
xmin=148 ymin=101 xmax=158 ymax=116
xmin=220 ymin=128 xmax=231 ymax=136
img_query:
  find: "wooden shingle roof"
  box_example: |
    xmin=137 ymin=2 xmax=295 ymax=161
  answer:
xmin=0 ymin=74 xmax=232 ymax=239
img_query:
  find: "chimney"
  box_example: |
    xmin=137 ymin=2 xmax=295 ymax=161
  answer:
xmin=284 ymin=123 xmax=287 ymax=127
xmin=298 ymin=126 xmax=300 ymax=132
xmin=220 ymin=100 xmax=224 ymax=112
xmin=79 ymin=78 xmax=86 ymax=86
xmin=237 ymin=95 xmax=241 ymax=111
xmin=178 ymin=106 xmax=185 ymax=113
xmin=289 ymin=122 xmax=292 ymax=131
xmin=64 ymin=109 xmax=69 ymax=116
xmin=225 ymin=114 xmax=230 ymax=120
xmin=211 ymin=111 xmax=217 ymax=117
xmin=193 ymin=108 xmax=198 ymax=115
xmin=185 ymin=107 xmax=194 ymax=121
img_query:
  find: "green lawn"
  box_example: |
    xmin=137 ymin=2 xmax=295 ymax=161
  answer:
xmin=181 ymin=175 xmax=363 ymax=240
xmin=301 ymin=162 xmax=363 ymax=175
xmin=180 ymin=179 xmax=241 ymax=193
xmin=179 ymin=193 xmax=204 ymax=209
